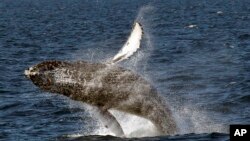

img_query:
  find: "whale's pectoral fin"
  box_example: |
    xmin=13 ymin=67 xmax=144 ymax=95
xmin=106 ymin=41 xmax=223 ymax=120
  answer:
xmin=111 ymin=22 xmax=143 ymax=64
xmin=97 ymin=108 xmax=124 ymax=137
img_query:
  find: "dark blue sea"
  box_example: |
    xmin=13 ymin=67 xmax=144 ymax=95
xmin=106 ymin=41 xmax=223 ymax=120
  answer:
xmin=0 ymin=0 xmax=249 ymax=140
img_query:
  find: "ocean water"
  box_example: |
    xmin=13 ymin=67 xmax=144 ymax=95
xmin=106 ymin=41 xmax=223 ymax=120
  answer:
xmin=0 ymin=0 xmax=249 ymax=140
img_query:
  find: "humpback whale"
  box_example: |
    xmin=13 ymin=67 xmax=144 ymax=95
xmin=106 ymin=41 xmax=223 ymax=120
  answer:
xmin=24 ymin=22 xmax=177 ymax=137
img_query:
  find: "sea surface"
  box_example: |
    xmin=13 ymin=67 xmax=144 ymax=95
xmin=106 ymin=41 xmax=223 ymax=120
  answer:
xmin=0 ymin=0 xmax=250 ymax=140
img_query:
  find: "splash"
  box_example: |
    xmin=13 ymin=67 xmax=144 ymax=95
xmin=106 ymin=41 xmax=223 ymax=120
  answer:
xmin=109 ymin=110 xmax=159 ymax=137
xmin=84 ymin=108 xmax=159 ymax=137
xmin=69 ymin=102 xmax=159 ymax=138
xmin=173 ymin=105 xmax=227 ymax=134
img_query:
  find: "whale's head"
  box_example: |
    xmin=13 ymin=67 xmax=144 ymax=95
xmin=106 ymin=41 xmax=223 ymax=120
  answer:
xmin=24 ymin=61 xmax=70 ymax=91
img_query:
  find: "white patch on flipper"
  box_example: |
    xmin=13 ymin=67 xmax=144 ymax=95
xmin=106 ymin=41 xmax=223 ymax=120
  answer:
xmin=112 ymin=22 xmax=143 ymax=63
